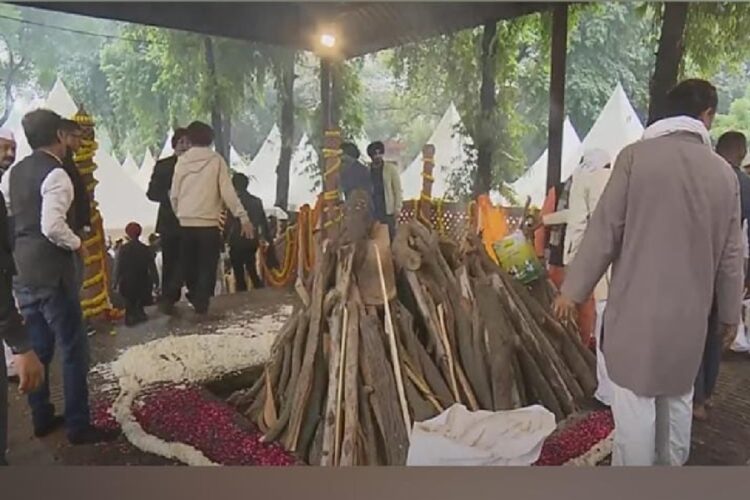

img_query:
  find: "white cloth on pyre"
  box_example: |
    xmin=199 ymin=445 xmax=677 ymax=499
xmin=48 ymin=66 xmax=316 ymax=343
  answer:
xmin=406 ymin=404 xmax=556 ymax=466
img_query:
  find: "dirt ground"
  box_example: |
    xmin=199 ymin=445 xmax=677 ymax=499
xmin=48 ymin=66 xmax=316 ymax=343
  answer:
xmin=5 ymin=287 xmax=750 ymax=466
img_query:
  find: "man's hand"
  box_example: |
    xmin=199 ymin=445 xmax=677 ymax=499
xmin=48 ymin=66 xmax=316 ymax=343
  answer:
xmin=14 ymin=350 xmax=44 ymax=394
xmin=720 ymin=323 xmax=737 ymax=351
xmin=553 ymin=294 xmax=578 ymax=326
xmin=240 ymin=221 xmax=255 ymax=240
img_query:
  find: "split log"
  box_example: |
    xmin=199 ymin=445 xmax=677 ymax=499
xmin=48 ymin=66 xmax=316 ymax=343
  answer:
xmin=285 ymin=243 xmax=333 ymax=451
xmin=359 ymin=311 xmax=409 ymax=465
xmin=340 ymin=300 xmax=360 ymax=466
xmin=358 ymin=381 xmax=381 ymax=466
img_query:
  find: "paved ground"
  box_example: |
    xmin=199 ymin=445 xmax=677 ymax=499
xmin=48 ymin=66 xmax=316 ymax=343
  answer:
xmin=5 ymin=286 xmax=750 ymax=466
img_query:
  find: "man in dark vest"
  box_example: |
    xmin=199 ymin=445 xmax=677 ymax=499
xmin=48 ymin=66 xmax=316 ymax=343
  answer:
xmin=147 ymin=128 xmax=190 ymax=310
xmin=1 ymin=109 xmax=118 ymax=445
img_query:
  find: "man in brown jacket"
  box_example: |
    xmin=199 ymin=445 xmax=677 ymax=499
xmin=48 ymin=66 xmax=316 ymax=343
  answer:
xmin=554 ymin=79 xmax=744 ymax=466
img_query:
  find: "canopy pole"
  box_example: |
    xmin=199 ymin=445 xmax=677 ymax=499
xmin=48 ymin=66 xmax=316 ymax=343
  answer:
xmin=418 ymin=144 xmax=435 ymax=226
xmin=546 ymin=3 xmax=568 ymax=194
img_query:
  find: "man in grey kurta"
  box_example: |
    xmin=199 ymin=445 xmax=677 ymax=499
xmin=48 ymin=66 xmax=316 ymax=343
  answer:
xmin=554 ymin=79 xmax=744 ymax=466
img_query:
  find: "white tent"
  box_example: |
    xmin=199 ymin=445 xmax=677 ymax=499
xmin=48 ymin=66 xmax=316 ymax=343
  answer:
xmin=135 ymin=149 xmax=155 ymax=191
xmin=159 ymin=131 xmax=174 ymax=159
xmin=121 ymin=152 xmax=139 ymax=180
xmin=510 ymin=117 xmax=582 ymax=207
xmin=44 ymin=78 xmax=78 ymax=118
xmin=244 ymin=124 xmax=281 ymax=207
xmin=9 ymin=78 xmax=77 ymax=160
xmin=401 ymin=103 xmax=472 ymax=200
xmin=565 ymin=83 xmax=644 ymax=174
xmin=229 ymin=145 xmax=248 ymax=172
xmin=93 ymin=148 xmax=157 ymax=234
xmin=287 ymin=133 xmax=320 ymax=211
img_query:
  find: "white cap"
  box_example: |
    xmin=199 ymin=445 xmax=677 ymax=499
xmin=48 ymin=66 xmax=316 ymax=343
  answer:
xmin=578 ymin=148 xmax=611 ymax=173
xmin=0 ymin=128 xmax=15 ymax=143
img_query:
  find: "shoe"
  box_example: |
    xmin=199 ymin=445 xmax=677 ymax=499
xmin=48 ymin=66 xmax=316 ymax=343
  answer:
xmin=68 ymin=426 xmax=120 ymax=445
xmin=34 ymin=415 xmax=65 ymax=438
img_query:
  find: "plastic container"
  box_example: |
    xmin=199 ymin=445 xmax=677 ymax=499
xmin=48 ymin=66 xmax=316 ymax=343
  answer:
xmin=493 ymin=230 xmax=544 ymax=284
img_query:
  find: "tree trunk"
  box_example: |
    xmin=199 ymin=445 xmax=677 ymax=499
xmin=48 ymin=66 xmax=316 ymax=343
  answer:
xmin=547 ymin=4 xmax=568 ymax=194
xmin=331 ymin=61 xmax=343 ymax=132
xmin=474 ymin=21 xmax=498 ymax=197
xmin=276 ymin=51 xmax=296 ymax=210
xmin=204 ymin=36 xmax=229 ymax=160
xmin=647 ymin=2 xmax=689 ymax=125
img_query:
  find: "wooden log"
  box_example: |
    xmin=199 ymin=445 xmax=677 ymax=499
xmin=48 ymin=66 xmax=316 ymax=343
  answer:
xmin=436 ymin=303 xmax=459 ymax=400
xmin=359 ymin=312 xmax=409 ymax=465
xmin=395 ymin=303 xmax=454 ymax=407
xmin=297 ymin=342 xmax=328 ymax=461
xmin=358 ymin=382 xmax=381 ymax=466
xmin=510 ymin=351 xmax=527 ymax=407
xmin=489 ymin=275 xmax=576 ymax=416
xmin=403 ymin=370 xmax=438 ymax=422
xmin=308 ymin=419 xmax=325 ymax=466
xmin=516 ymin=342 xmax=564 ymax=420
xmin=392 ymin=223 xmax=421 ymax=271
xmin=495 ymin=273 xmax=585 ymax=404
xmin=404 ymin=270 xmax=452 ymax=385
xmin=287 ymin=311 xmax=310 ymax=401
xmin=276 ymin=342 xmax=293 ymax=407
xmin=262 ymin=366 xmax=278 ymax=429
xmin=340 ymin=300 xmax=360 ymax=466
xmin=286 ymin=242 xmax=333 ymax=451
xmin=374 ymin=245 xmax=411 ymax=436
xmin=473 ymin=279 xmax=515 ymax=410
xmin=320 ymin=302 xmax=345 ymax=466
xmin=449 ymin=290 xmax=492 ymax=410
xmin=333 ymin=305 xmax=348 ymax=465
xmin=402 ymin=360 xmax=443 ymax=413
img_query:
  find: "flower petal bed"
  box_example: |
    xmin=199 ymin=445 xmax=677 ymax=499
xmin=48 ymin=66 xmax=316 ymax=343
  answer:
xmin=93 ymin=382 xmax=613 ymax=467
xmin=92 ymin=383 xmax=297 ymax=466
xmin=534 ymin=409 xmax=614 ymax=466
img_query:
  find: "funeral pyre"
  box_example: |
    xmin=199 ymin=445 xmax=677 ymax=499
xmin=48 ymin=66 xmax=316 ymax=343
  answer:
xmin=227 ymin=192 xmax=597 ymax=466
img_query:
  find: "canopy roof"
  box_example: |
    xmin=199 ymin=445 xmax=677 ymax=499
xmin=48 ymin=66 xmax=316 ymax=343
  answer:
xmin=135 ymin=149 xmax=156 ymax=191
xmin=19 ymin=2 xmax=550 ymax=59
xmin=121 ymin=152 xmax=139 ymax=179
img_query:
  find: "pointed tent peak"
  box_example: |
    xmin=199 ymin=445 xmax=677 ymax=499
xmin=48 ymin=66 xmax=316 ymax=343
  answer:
xmin=564 ymin=82 xmax=644 ymax=176
xmin=510 ymin=115 xmax=582 ymax=207
xmin=160 ymin=130 xmax=174 ymax=159
xmin=245 ymin=124 xmax=282 ymax=207
xmin=140 ymin=149 xmax=155 ymax=169
xmin=44 ymin=78 xmax=78 ymax=119
xmin=121 ymin=152 xmax=139 ymax=178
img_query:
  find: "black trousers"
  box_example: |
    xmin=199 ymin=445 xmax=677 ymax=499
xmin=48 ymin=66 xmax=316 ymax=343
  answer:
xmin=695 ymin=302 xmax=722 ymax=405
xmin=180 ymin=227 xmax=222 ymax=313
xmin=229 ymin=241 xmax=263 ymax=292
xmin=160 ymin=232 xmax=182 ymax=303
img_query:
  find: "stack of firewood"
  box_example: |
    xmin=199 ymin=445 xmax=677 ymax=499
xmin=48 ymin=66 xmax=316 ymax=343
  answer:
xmin=228 ymin=213 xmax=596 ymax=466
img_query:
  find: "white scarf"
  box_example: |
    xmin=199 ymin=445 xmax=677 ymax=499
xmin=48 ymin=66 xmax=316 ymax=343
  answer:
xmin=642 ymin=115 xmax=712 ymax=146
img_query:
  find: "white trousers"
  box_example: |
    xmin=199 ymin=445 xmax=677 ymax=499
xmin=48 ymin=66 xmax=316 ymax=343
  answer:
xmin=611 ymin=381 xmax=693 ymax=466
xmin=3 ymin=341 xmax=15 ymax=377
xmin=594 ymin=300 xmax=613 ymax=406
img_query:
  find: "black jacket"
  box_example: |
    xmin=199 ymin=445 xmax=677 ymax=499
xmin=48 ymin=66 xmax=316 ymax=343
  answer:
xmin=147 ymin=156 xmax=180 ymax=235
xmin=226 ymin=191 xmax=271 ymax=247
xmin=114 ymin=239 xmax=158 ymax=302
xmin=61 ymin=150 xmax=91 ymax=233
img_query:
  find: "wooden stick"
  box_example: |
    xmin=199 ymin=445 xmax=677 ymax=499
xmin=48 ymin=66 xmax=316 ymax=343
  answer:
xmin=436 ymin=304 xmax=459 ymax=401
xmin=333 ymin=305 xmax=349 ymax=465
xmin=374 ymin=244 xmax=412 ymax=439
xmin=320 ymin=303 xmax=345 ymax=465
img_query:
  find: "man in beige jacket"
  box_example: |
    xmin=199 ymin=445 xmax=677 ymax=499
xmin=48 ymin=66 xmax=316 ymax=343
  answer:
xmin=367 ymin=141 xmax=402 ymax=241
xmin=554 ymin=79 xmax=743 ymax=466
xmin=165 ymin=121 xmax=253 ymax=315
